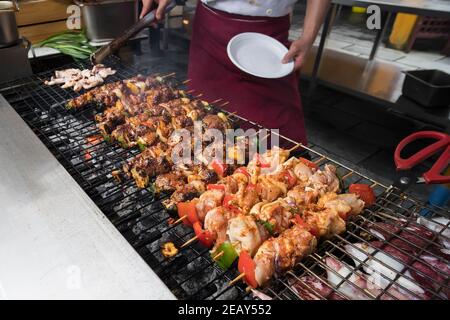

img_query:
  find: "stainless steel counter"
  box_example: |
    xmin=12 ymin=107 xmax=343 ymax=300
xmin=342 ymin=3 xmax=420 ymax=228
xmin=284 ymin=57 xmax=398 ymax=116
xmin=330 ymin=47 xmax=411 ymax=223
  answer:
xmin=0 ymin=94 xmax=175 ymax=300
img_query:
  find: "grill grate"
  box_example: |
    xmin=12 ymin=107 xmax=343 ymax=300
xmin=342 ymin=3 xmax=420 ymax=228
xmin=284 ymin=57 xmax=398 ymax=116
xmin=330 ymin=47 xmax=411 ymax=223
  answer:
xmin=1 ymin=58 xmax=448 ymax=300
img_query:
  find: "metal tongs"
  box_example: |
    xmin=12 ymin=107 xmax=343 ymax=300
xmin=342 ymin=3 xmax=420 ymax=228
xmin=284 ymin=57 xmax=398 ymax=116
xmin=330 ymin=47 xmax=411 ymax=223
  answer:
xmin=90 ymin=0 xmax=178 ymax=64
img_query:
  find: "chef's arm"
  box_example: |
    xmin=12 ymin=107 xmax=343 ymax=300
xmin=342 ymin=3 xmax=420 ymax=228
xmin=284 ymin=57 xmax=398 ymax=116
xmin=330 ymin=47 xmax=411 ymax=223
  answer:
xmin=282 ymin=0 xmax=331 ymax=70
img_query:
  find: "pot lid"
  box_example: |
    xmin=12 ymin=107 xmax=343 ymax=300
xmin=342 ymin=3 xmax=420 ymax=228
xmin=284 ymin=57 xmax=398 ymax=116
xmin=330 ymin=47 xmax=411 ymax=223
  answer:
xmin=0 ymin=1 xmax=18 ymax=11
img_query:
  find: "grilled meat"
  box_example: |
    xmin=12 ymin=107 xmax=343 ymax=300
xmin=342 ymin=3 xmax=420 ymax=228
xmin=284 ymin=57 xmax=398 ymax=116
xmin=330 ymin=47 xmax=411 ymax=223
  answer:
xmin=253 ymin=224 xmax=317 ymax=286
xmin=66 ymin=75 xmax=163 ymax=109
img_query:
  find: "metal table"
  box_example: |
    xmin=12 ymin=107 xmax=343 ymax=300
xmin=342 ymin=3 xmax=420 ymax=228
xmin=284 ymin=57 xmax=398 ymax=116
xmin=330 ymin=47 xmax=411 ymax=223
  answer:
xmin=0 ymin=94 xmax=175 ymax=299
xmin=308 ymin=0 xmax=450 ymax=101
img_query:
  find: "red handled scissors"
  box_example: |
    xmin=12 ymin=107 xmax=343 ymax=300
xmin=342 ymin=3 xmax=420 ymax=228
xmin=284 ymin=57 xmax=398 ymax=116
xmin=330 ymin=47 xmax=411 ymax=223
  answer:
xmin=394 ymin=131 xmax=450 ymax=190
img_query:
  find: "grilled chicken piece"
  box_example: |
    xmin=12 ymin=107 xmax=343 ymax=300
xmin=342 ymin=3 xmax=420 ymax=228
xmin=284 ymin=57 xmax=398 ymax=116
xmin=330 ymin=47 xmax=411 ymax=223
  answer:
xmin=247 ymin=146 xmax=291 ymax=177
xmin=204 ymin=207 xmax=230 ymax=251
xmin=286 ymin=185 xmax=319 ymax=207
xmin=309 ymin=164 xmax=340 ymax=194
xmin=202 ymin=114 xmax=232 ymax=131
xmin=227 ymin=214 xmax=269 ymax=256
xmin=253 ymin=200 xmax=294 ymax=235
xmin=256 ymin=176 xmax=288 ymax=202
xmin=196 ymin=189 xmax=225 ymax=221
xmin=155 ymin=172 xmax=187 ymax=193
xmin=163 ymin=183 xmax=203 ymax=211
xmin=293 ymin=161 xmax=315 ymax=182
xmin=122 ymin=143 xmax=170 ymax=188
xmin=318 ymin=192 xmax=365 ymax=218
xmin=253 ymin=224 xmax=317 ymax=287
xmin=304 ymin=207 xmax=346 ymax=239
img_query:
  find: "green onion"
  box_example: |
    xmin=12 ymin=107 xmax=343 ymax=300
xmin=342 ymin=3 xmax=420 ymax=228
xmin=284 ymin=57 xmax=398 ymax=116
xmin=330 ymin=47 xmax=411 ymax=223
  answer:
xmin=36 ymin=30 xmax=95 ymax=60
xmin=257 ymin=219 xmax=276 ymax=236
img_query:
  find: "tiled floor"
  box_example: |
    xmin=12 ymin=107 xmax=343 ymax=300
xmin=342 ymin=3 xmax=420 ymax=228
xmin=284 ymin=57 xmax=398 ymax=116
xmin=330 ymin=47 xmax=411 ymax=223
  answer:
xmin=290 ymin=3 xmax=450 ymax=74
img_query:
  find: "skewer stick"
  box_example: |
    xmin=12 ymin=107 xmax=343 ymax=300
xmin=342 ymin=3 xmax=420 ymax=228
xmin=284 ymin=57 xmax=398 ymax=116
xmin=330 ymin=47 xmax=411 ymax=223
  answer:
xmin=160 ymin=72 xmax=176 ymax=79
xmin=341 ymin=171 xmax=353 ymax=180
xmin=196 ymin=93 xmax=204 ymax=98
xmin=180 ymin=236 xmax=198 ymax=248
xmin=259 ymin=133 xmax=270 ymax=143
xmin=288 ymin=143 xmax=303 ymax=153
xmin=314 ymin=156 xmax=326 ymax=165
xmin=173 ymin=215 xmax=188 ymax=225
xmin=376 ymin=211 xmax=400 ymax=221
xmin=213 ymin=251 xmax=225 ymax=260
xmin=212 ymin=242 xmax=239 ymax=260
xmin=186 ymin=89 xmax=195 ymax=94
xmin=219 ymin=101 xmax=230 ymax=107
xmin=229 ymin=273 xmax=246 ymax=286
xmin=211 ymin=98 xmax=223 ymax=104
xmin=182 ymin=79 xmax=191 ymax=85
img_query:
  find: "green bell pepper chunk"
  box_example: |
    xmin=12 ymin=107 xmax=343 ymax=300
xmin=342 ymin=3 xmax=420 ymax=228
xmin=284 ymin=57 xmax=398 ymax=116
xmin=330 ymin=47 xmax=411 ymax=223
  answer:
xmin=213 ymin=242 xmax=238 ymax=270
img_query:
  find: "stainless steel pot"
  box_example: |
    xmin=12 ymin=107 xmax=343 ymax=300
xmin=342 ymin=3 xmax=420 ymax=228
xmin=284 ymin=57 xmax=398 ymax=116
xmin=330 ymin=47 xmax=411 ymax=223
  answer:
xmin=75 ymin=0 xmax=138 ymax=43
xmin=0 ymin=0 xmax=19 ymax=48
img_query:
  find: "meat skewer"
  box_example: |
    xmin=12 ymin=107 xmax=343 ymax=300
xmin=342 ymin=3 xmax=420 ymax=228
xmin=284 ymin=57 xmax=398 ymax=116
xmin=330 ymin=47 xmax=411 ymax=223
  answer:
xmin=177 ymin=156 xmax=347 ymax=257
xmin=230 ymin=192 xmax=365 ymax=288
xmin=112 ymin=112 xmax=233 ymax=189
xmin=174 ymin=146 xmax=302 ymax=225
xmin=65 ymin=73 xmax=176 ymax=109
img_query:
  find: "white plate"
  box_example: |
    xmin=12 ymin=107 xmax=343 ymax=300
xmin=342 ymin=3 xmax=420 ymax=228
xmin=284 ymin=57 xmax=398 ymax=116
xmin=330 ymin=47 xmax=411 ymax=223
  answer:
xmin=227 ymin=32 xmax=294 ymax=79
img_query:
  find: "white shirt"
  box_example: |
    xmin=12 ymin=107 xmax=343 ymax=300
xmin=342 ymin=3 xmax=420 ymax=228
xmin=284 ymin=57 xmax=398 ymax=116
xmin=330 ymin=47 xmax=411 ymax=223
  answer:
xmin=201 ymin=0 xmax=297 ymax=17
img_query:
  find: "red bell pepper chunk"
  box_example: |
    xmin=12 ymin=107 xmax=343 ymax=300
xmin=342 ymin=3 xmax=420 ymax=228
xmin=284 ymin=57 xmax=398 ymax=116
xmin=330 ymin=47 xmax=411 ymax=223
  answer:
xmin=299 ymin=157 xmax=319 ymax=170
xmin=238 ymin=251 xmax=258 ymax=288
xmin=193 ymin=222 xmax=214 ymax=248
xmin=234 ymin=167 xmax=251 ymax=178
xmin=211 ymin=159 xmax=228 ymax=177
xmin=349 ymin=184 xmax=376 ymax=207
xmin=177 ymin=201 xmax=199 ymax=225
xmin=207 ymin=184 xmax=226 ymax=191
xmin=223 ymin=194 xmax=236 ymax=209
xmin=283 ymin=170 xmax=297 ymax=188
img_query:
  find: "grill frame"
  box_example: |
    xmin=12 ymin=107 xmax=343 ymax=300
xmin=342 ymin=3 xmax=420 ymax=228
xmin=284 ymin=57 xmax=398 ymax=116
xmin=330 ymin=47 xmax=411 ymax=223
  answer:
xmin=1 ymin=58 xmax=448 ymax=300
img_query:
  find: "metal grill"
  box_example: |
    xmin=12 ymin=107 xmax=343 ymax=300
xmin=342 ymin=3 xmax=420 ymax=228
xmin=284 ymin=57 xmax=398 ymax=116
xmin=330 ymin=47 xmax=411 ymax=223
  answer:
xmin=1 ymin=58 xmax=448 ymax=300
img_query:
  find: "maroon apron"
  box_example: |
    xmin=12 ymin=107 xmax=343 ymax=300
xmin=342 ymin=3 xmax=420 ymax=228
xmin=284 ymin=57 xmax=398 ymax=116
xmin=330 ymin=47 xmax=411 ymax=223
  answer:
xmin=187 ymin=3 xmax=307 ymax=145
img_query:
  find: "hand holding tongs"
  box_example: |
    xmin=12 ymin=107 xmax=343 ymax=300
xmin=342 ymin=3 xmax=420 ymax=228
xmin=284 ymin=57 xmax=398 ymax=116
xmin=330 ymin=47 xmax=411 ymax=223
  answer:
xmin=90 ymin=0 xmax=177 ymax=64
xmin=394 ymin=131 xmax=450 ymax=191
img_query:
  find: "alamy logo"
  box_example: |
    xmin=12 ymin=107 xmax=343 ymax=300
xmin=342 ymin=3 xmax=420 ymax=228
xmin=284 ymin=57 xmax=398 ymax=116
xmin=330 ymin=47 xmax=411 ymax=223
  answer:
xmin=366 ymin=5 xmax=382 ymax=30
xmin=67 ymin=5 xmax=81 ymax=30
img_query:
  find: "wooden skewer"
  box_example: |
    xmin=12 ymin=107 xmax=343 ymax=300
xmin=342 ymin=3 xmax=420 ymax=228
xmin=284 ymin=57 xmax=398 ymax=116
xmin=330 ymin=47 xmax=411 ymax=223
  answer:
xmin=172 ymin=215 xmax=188 ymax=225
xmin=229 ymin=273 xmax=246 ymax=286
xmin=220 ymin=101 xmax=230 ymax=107
xmin=341 ymin=171 xmax=353 ymax=180
xmin=288 ymin=142 xmax=303 ymax=153
xmin=196 ymin=93 xmax=204 ymax=98
xmin=213 ymin=251 xmax=225 ymax=260
xmin=212 ymin=242 xmax=239 ymax=260
xmin=259 ymin=133 xmax=270 ymax=143
xmin=314 ymin=156 xmax=326 ymax=165
xmin=161 ymin=72 xmax=176 ymax=79
xmin=211 ymin=98 xmax=223 ymax=104
xmin=182 ymin=79 xmax=191 ymax=84
xmin=180 ymin=235 xmax=198 ymax=248
xmin=186 ymin=89 xmax=195 ymax=94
